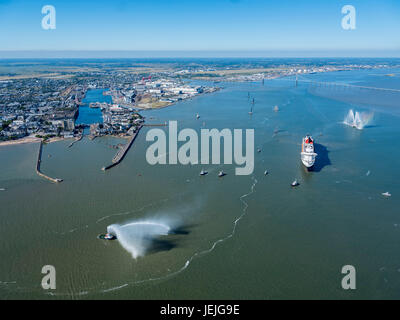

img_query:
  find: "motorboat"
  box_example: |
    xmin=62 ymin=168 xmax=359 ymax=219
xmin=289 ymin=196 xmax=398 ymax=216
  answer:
xmin=218 ymin=171 xmax=226 ymax=177
xmin=199 ymin=169 xmax=208 ymax=176
xmin=291 ymin=179 xmax=300 ymax=187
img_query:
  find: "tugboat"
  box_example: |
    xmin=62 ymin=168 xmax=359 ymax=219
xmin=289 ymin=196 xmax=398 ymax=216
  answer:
xmin=291 ymin=179 xmax=300 ymax=187
xmin=104 ymin=233 xmax=116 ymax=240
xmin=218 ymin=171 xmax=226 ymax=177
xmin=199 ymin=169 xmax=208 ymax=176
xmin=98 ymin=232 xmax=117 ymax=240
xmin=301 ymin=135 xmax=317 ymax=170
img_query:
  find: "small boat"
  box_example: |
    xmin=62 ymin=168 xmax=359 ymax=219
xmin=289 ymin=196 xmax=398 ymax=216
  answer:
xmin=0 ymin=188 xmax=6 ymax=191
xmin=249 ymin=100 xmax=254 ymax=115
xmin=273 ymin=105 xmax=279 ymax=112
xmin=199 ymin=169 xmax=208 ymax=176
xmin=218 ymin=171 xmax=226 ymax=177
xmin=257 ymin=148 xmax=261 ymax=153
xmin=291 ymin=179 xmax=300 ymax=187
xmin=264 ymin=170 xmax=269 ymax=175
xmin=196 ymin=113 xmax=200 ymax=119
xmin=382 ymin=192 xmax=391 ymax=197
xmin=103 ymin=233 xmax=116 ymax=240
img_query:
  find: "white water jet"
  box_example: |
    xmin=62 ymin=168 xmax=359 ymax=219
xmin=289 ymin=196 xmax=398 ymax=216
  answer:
xmin=343 ymin=109 xmax=373 ymax=130
xmin=107 ymin=220 xmax=171 ymax=259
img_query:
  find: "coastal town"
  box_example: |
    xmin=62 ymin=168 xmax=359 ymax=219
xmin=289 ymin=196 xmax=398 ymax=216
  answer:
xmin=0 ymin=72 xmax=217 ymax=143
xmin=0 ymin=60 xmax=396 ymax=144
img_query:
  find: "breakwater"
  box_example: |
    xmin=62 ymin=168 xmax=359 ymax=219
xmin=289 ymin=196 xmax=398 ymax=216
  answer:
xmin=68 ymin=135 xmax=83 ymax=148
xmin=102 ymin=126 xmax=142 ymax=171
xmin=36 ymin=142 xmax=63 ymax=183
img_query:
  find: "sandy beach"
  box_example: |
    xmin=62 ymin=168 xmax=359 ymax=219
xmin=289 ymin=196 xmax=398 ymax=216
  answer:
xmin=0 ymin=136 xmax=67 ymax=147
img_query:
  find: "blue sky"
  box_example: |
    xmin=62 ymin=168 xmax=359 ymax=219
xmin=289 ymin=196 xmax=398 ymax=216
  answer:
xmin=0 ymin=0 xmax=399 ymax=56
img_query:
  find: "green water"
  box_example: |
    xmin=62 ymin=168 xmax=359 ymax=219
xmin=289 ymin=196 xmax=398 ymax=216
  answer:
xmin=1 ymin=69 xmax=400 ymax=299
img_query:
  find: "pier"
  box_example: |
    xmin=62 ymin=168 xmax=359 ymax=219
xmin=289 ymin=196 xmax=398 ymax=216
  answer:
xmin=36 ymin=142 xmax=63 ymax=183
xmin=143 ymin=123 xmax=167 ymax=127
xmin=68 ymin=134 xmax=83 ymax=148
xmin=102 ymin=125 xmax=142 ymax=171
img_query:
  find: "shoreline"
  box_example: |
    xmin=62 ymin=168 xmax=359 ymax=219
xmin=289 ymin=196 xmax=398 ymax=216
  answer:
xmin=0 ymin=136 xmax=71 ymax=147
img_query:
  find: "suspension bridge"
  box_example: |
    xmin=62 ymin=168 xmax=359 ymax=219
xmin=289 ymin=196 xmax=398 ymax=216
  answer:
xmin=272 ymin=74 xmax=400 ymax=93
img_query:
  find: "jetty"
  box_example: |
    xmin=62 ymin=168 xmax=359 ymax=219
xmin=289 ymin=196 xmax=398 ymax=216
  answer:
xmin=143 ymin=123 xmax=167 ymax=127
xmin=102 ymin=125 xmax=142 ymax=171
xmin=36 ymin=142 xmax=63 ymax=183
xmin=68 ymin=134 xmax=83 ymax=148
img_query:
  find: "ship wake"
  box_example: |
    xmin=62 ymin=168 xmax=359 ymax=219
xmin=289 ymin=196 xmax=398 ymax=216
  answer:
xmin=101 ymin=176 xmax=258 ymax=291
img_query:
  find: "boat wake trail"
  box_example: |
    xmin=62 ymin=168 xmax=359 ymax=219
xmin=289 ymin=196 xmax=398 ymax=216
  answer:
xmin=107 ymin=221 xmax=171 ymax=259
xmin=101 ymin=176 xmax=258 ymax=291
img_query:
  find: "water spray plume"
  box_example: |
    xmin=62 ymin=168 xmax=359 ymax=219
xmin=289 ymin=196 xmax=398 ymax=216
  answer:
xmin=343 ymin=109 xmax=373 ymax=130
xmin=107 ymin=220 xmax=171 ymax=259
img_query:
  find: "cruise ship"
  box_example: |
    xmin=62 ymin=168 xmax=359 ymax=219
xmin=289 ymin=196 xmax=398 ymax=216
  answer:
xmin=301 ymin=135 xmax=317 ymax=169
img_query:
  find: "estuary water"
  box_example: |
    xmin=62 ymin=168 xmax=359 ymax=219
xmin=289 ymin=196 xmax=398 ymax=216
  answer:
xmin=1 ymin=68 xmax=400 ymax=299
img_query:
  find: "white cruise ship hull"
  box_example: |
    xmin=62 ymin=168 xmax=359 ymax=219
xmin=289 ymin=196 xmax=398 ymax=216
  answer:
xmin=301 ymin=136 xmax=317 ymax=169
xmin=301 ymin=152 xmax=317 ymax=168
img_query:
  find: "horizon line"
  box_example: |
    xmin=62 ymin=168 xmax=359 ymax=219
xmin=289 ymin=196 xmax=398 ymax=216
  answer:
xmin=0 ymin=50 xmax=399 ymax=59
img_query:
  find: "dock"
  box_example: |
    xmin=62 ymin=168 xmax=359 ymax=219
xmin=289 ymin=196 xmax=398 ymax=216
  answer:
xmin=36 ymin=142 xmax=63 ymax=183
xmin=102 ymin=125 xmax=142 ymax=171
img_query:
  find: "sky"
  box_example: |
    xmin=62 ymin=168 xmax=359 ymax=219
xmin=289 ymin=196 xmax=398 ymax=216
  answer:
xmin=0 ymin=0 xmax=399 ymax=57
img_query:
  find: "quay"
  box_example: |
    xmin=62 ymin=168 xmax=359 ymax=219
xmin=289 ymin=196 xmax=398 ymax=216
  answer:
xmin=102 ymin=125 xmax=142 ymax=171
xmin=36 ymin=142 xmax=63 ymax=183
